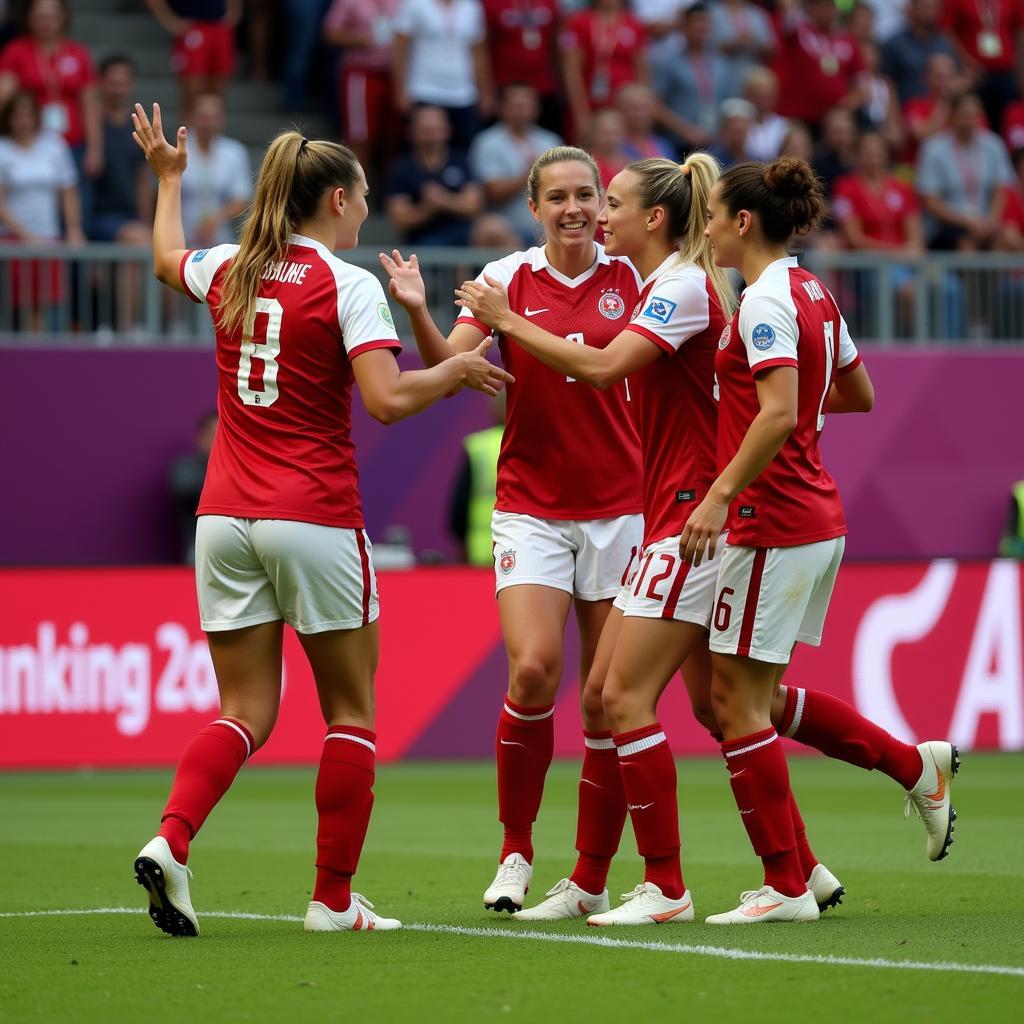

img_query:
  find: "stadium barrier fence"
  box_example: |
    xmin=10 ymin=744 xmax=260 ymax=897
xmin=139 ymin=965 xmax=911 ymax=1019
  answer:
xmin=1 ymin=244 xmax=1023 ymax=344
xmin=0 ymin=562 xmax=1020 ymax=768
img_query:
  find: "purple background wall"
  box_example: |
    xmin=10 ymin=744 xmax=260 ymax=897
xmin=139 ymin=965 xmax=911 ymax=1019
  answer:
xmin=4 ymin=346 xmax=1021 ymax=564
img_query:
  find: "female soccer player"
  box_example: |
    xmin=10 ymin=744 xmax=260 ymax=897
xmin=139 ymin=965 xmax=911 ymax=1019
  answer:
xmin=381 ymin=146 xmax=643 ymax=913
xmin=129 ymin=103 xmax=509 ymax=937
xmin=687 ymin=156 xmax=959 ymax=924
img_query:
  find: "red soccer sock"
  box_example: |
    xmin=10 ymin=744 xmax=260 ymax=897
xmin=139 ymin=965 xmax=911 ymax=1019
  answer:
xmin=570 ymin=731 xmax=627 ymax=895
xmin=615 ymin=723 xmax=685 ymax=900
xmin=496 ymin=698 xmax=555 ymax=864
xmin=777 ymin=686 xmax=923 ymax=790
xmin=312 ymin=726 xmax=376 ymax=913
xmin=720 ymin=728 xmax=804 ymax=898
xmin=159 ymin=717 xmax=253 ymax=864
xmin=789 ymin=790 xmax=818 ymax=879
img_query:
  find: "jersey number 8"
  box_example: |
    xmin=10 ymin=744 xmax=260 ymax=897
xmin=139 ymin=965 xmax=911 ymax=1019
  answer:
xmin=237 ymin=297 xmax=283 ymax=407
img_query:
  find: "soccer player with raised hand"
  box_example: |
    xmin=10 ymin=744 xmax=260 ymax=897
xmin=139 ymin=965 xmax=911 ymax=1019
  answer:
xmin=689 ymin=156 xmax=959 ymax=925
xmin=128 ymin=102 xmax=510 ymax=937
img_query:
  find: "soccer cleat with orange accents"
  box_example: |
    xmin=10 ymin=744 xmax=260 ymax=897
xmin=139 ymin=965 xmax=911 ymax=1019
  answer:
xmin=512 ymin=878 xmax=609 ymax=921
xmin=586 ymin=882 xmax=693 ymax=926
xmin=904 ymin=740 xmax=960 ymax=861
xmin=807 ymin=862 xmax=844 ymax=913
xmin=304 ymin=893 xmax=402 ymax=932
xmin=705 ymin=885 xmax=819 ymax=925
xmin=483 ymin=853 xmax=533 ymax=913
xmin=134 ymin=836 xmax=199 ymax=937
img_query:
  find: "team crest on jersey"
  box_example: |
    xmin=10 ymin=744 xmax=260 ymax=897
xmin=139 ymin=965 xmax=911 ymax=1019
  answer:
xmin=598 ymin=290 xmax=626 ymax=320
xmin=191 ymin=249 xmax=209 ymax=263
xmin=499 ymin=549 xmax=516 ymax=575
xmin=751 ymin=323 xmax=776 ymax=350
xmin=377 ymin=302 xmax=395 ymax=329
xmin=718 ymin=323 xmax=732 ymax=349
xmin=641 ymin=295 xmax=677 ymax=324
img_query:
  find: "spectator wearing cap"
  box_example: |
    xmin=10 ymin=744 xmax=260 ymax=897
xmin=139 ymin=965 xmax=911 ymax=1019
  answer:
xmin=469 ymin=83 xmax=562 ymax=245
xmin=560 ymin=0 xmax=649 ymax=143
xmin=652 ymin=2 xmax=731 ymax=151
xmin=709 ymin=0 xmax=776 ymax=88
xmin=616 ymin=82 xmax=675 ymax=161
xmin=145 ymin=1 xmax=240 ymax=120
xmin=882 ymin=0 xmax=958 ymax=104
xmin=773 ymin=0 xmax=865 ymax=133
xmin=392 ymin=0 xmax=494 ymax=153
xmin=743 ymin=66 xmax=790 ymax=161
xmin=386 ymin=103 xmax=520 ymax=247
xmin=179 ymin=92 xmax=251 ymax=248
xmin=710 ymin=98 xmax=755 ymax=168
xmin=483 ymin=1 xmax=562 ymax=135
xmin=942 ymin=0 xmax=1024 ymax=130
xmin=918 ymin=89 xmax=1015 ymax=250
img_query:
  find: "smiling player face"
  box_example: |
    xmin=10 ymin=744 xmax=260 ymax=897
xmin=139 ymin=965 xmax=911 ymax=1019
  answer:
xmin=529 ymin=160 xmax=602 ymax=256
xmin=333 ymin=165 xmax=370 ymax=250
xmin=598 ymin=169 xmax=651 ymax=260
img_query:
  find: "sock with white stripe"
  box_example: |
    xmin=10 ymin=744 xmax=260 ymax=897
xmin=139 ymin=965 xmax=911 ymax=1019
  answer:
xmin=777 ymin=686 xmax=923 ymax=790
xmin=159 ymin=717 xmax=254 ymax=864
xmin=720 ymin=728 xmax=804 ymax=898
xmin=570 ymin=730 xmax=627 ymax=895
xmin=313 ymin=725 xmax=376 ymax=912
xmin=614 ymin=723 xmax=686 ymax=900
xmin=496 ymin=698 xmax=555 ymax=864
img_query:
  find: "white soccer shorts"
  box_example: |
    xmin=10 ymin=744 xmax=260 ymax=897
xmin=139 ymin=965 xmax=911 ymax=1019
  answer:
xmin=708 ymin=536 xmax=846 ymax=665
xmin=490 ymin=511 xmax=643 ymax=601
xmin=612 ymin=532 xmax=723 ymax=627
xmin=195 ymin=516 xmax=379 ymax=634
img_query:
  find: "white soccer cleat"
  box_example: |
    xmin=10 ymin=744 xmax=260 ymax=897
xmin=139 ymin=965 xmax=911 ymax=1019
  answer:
xmin=705 ymin=885 xmax=819 ymax=925
xmin=483 ymin=853 xmax=533 ymax=913
xmin=904 ymin=741 xmax=960 ymax=861
xmin=304 ymin=893 xmax=402 ymax=932
xmin=512 ymin=878 xmax=609 ymax=921
xmin=807 ymin=862 xmax=844 ymax=913
xmin=133 ymin=836 xmax=199 ymax=937
xmin=586 ymin=882 xmax=694 ymax=926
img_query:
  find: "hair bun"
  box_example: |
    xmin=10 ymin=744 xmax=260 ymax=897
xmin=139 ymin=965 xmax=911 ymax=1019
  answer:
xmin=762 ymin=156 xmax=817 ymax=199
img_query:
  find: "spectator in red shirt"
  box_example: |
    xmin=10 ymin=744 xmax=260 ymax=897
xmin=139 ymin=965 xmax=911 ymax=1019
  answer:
xmin=902 ymin=52 xmax=971 ymax=165
xmin=1000 ymin=67 xmax=1024 ymax=152
xmin=942 ymin=0 xmax=1024 ymax=129
xmin=773 ymin=0 xmax=865 ymax=133
xmin=0 ymin=0 xmax=100 ymax=178
xmin=560 ymin=0 xmax=648 ymax=143
xmin=484 ymin=1 xmax=562 ymax=135
xmin=145 ymin=1 xmax=240 ymax=120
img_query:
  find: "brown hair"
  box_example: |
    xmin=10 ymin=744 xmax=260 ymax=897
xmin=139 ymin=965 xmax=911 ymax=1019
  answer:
xmin=0 ymin=90 xmax=40 ymax=136
xmin=626 ymin=153 xmax=736 ymax=315
xmin=717 ymin=157 xmax=825 ymax=244
xmin=526 ymin=146 xmax=601 ymax=206
xmin=219 ymin=131 xmax=360 ymax=336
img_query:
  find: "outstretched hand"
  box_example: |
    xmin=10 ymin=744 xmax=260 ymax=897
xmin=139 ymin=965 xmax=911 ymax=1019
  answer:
xmin=379 ymin=249 xmax=426 ymax=311
xmin=454 ymin=275 xmax=511 ymax=332
xmin=457 ymin=336 xmax=515 ymax=397
xmin=131 ymin=102 xmax=187 ymax=179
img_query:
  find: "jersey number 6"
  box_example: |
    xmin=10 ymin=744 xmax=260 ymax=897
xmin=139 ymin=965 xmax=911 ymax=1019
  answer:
xmin=237 ymin=297 xmax=283 ymax=407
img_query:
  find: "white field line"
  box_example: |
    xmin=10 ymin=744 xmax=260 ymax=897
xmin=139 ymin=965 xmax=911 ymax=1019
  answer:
xmin=2 ymin=907 xmax=1023 ymax=980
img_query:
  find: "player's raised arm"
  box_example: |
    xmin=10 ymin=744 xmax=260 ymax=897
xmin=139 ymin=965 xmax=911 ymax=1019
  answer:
xmin=131 ymin=102 xmax=190 ymax=293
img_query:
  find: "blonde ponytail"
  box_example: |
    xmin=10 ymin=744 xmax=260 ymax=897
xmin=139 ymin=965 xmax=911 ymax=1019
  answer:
xmin=219 ymin=131 xmax=360 ymax=336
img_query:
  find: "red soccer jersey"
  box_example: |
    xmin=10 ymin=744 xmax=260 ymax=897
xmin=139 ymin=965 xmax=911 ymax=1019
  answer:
xmin=943 ymin=0 xmax=1024 ymax=72
xmin=457 ymin=244 xmax=643 ymax=520
xmin=626 ymin=255 xmax=725 ymax=547
xmin=714 ymin=257 xmax=861 ymax=548
xmin=485 ymin=0 xmax=560 ymax=96
xmin=0 ymin=37 xmax=96 ymax=147
xmin=180 ymin=234 xmax=402 ymax=528
xmin=832 ymin=174 xmax=919 ymax=246
xmin=559 ymin=11 xmax=647 ymax=109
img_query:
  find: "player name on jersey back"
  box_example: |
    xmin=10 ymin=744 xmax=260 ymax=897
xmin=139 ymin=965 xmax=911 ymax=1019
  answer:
xmin=261 ymin=260 xmax=313 ymax=285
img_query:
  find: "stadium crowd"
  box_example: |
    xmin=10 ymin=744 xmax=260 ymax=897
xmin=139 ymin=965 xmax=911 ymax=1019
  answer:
xmin=1 ymin=0 xmax=1024 ymax=291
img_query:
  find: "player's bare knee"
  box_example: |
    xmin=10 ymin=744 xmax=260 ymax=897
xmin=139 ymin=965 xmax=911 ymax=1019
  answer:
xmin=507 ymin=655 xmax=559 ymax=706
xmin=580 ymin=678 xmax=607 ymax=728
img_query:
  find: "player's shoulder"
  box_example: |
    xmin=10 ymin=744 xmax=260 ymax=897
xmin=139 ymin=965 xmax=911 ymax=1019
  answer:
xmin=599 ymin=246 xmax=643 ymax=289
xmin=188 ymin=243 xmax=238 ymax=272
xmin=482 ymin=247 xmax=544 ymax=285
xmin=302 ymin=242 xmax=383 ymax=294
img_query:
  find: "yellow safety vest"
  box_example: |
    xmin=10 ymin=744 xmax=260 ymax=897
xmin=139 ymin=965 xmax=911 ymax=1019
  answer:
xmin=463 ymin=426 xmax=503 ymax=567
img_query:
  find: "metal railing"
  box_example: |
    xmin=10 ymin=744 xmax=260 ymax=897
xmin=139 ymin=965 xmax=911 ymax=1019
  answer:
xmin=1 ymin=243 xmax=1023 ymax=345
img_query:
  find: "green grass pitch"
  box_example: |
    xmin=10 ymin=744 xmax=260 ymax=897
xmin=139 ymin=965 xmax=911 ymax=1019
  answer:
xmin=1 ymin=754 xmax=1022 ymax=1022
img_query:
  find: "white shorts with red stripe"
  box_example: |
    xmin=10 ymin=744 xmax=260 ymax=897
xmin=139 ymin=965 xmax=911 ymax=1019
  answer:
xmin=491 ymin=510 xmax=643 ymax=601
xmin=612 ymin=533 xmax=723 ymax=626
xmin=195 ymin=516 xmax=379 ymax=634
xmin=708 ymin=536 xmax=846 ymax=664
